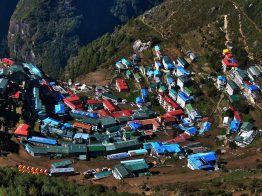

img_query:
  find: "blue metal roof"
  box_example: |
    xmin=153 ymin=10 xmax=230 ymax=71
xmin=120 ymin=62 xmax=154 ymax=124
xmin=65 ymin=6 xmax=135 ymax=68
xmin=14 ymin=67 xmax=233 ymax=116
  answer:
xmin=128 ymin=121 xmax=142 ymax=130
xmin=185 ymin=127 xmax=197 ymax=135
xmin=55 ymin=104 xmax=65 ymax=114
xmin=188 ymin=152 xmax=217 ymax=170
xmin=73 ymin=133 xmax=90 ymax=140
xmin=249 ymin=84 xmax=260 ymax=92
xmin=154 ymin=45 xmax=161 ymax=51
xmin=167 ymin=77 xmax=174 ymax=84
xmin=42 ymin=117 xmax=60 ymax=126
xmin=151 ymin=142 xmax=183 ymax=154
xmin=229 ymin=120 xmax=241 ymax=132
xmin=155 ymin=61 xmax=162 ymax=68
xmin=167 ymin=63 xmax=174 ymax=69
xmin=151 ymin=142 xmax=165 ymax=154
xmin=199 ymin=122 xmax=211 ymax=134
xmin=178 ymin=91 xmax=191 ymax=102
xmin=217 ymin=75 xmax=227 ymax=81
xmin=136 ymin=96 xmax=144 ymax=104
xmin=28 ymin=136 xmax=57 ymax=145
xmin=116 ymin=61 xmax=122 ymax=65
xmin=154 ymin=70 xmax=161 ymax=75
xmin=121 ymin=58 xmax=131 ymax=66
xmin=141 ymin=88 xmax=149 ymax=97
xmin=61 ymin=123 xmax=73 ymax=130
xmin=164 ymin=144 xmax=183 ymax=153
xmin=177 ymin=66 xmax=189 ymax=75
xmin=71 ymin=110 xmax=98 ymax=118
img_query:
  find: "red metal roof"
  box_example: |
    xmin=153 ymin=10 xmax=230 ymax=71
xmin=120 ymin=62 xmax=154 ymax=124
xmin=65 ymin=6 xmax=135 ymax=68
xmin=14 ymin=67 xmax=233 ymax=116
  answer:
xmin=222 ymin=58 xmax=239 ymax=67
xmin=10 ymin=91 xmax=21 ymax=99
xmin=163 ymin=94 xmax=179 ymax=109
xmin=112 ymin=110 xmax=133 ymax=118
xmin=161 ymin=116 xmax=177 ymax=123
xmin=87 ymin=99 xmax=103 ymax=104
xmin=116 ymin=79 xmax=129 ymax=91
xmin=234 ymin=111 xmax=242 ymax=121
xmin=97 ymin=109 xmax=112 ymax=117
xmin=73 ymin=122 xmax=92 ymax=130
xmin=140 ymin=118 xmax=161 ymax=128
xmin=63 ymin=96 xmax=82 ymax=110
xmin=1 ymin=58 xmax=14 ymax=66
xmin=103 ymin=99 xmax=119 ymax=112
xmin=14 ymin=124 xmax=29 ymax=136
xmin=224 ymin=53 xmax=233 ymax=58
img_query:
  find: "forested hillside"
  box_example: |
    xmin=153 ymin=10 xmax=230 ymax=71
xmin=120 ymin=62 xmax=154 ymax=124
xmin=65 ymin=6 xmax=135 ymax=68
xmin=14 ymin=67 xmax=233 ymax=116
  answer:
xmin=0 ymin=167 xmax=135 ymax=195
xmin=65 ymin=0 xmax=262 ymax=80
xmin=7 ymin=0 xmax=163 ymax=77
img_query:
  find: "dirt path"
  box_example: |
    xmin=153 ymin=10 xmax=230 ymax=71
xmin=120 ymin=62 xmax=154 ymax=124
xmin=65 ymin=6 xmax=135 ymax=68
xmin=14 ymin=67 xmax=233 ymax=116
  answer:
xmin=140 ymin=15 xmax=166 ymax=39
xmin=229 ymin=0 xmax=262 ymax=33
xmin=224 ymin=14 xmax=231 ymax=47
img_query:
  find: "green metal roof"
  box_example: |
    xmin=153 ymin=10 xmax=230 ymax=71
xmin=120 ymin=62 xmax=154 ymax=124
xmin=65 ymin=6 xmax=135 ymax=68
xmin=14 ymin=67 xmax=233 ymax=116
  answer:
xmin=100 ymin=117 xmax=117 ymax=126
xmin=227 ymin=80 xmax=238 ymax=90
xmin=132 ymin=112 xmax=150 ymax=120
xmin=106 ymin=125 xmax=123 ymax=133
xmin=184 ymin=87 xmax=192 ymax=95
xmin=114 ymin=164 xmax=132 ymax=178
xmin=51 ymin=160 xmax=73 ymax=168
xmin=26 ymin=144 xmax=48 ymax=154
xmin=169 ymin=89 xmax=177 ymax=96
xmin=248 ymin=66 xmax=261 ymax=76
xmin=229 ymin=95 xmax=240 ymax=103
xmin=47 ymin=144 xmax=87 ymax=154
xmin=121 ymin=159 xmax=149 ymax=171
xmin=114 ymin=139 xmax=141 ymax=150
xmin=82 ymin=117 xmax=99 ymax=125
xmin=241 ymin=122 xmax=253 ymax=131
xmin=236 ymin=69 xmax=248 ymax=79
xmin=185 ymin=103 xmax=194 ymax=113
xmin=0 ymin=78 xmax=9 ymax=89
xmin=123 ymin=132 xmax=131 ymax=139
xmin=134 ymin=73 xmax=142 ymax=80
xmin=159 ymin=85 xmax=167 ymax=92
xmin=117 ymin=116 xmax=132 ymax=123
xmin=88 ymin=144 xmax=105 ymax=152
xmin=126 ymin=70 xmax=132 ymax=75
xmin=104 ymin=143 xmax=116 ymax=151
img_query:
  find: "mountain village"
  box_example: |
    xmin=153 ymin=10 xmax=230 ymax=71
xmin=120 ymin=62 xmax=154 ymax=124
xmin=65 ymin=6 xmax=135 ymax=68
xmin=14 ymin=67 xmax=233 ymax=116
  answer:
xmin=0 ymin=39 xmax=261 ymax=182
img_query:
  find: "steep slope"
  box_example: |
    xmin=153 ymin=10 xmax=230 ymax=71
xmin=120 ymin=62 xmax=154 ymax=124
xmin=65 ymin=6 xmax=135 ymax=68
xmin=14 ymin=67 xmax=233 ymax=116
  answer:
xmin=0 ymin=0 xmax=19 ymax=56
xmin=65 ymin=0 xmax=262 ymax=80
xmin=8 ymin=0 xmax=163 ymax=78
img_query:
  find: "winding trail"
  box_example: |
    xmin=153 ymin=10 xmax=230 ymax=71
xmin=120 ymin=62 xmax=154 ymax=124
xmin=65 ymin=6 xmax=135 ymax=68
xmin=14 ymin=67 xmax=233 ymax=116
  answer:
xmin=229 ymin=0 xmax=262 ymax=33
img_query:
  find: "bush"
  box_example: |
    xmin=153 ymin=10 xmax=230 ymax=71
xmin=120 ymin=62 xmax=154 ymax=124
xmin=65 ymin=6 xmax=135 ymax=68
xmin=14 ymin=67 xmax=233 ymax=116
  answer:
xmin=0 ymin=167 xmax=133 ymax=196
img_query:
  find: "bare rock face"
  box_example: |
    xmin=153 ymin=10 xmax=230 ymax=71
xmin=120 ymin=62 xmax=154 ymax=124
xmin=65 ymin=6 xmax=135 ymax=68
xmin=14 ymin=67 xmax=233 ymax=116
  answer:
xmin=8 ymin=21 xmax=36 ymax=63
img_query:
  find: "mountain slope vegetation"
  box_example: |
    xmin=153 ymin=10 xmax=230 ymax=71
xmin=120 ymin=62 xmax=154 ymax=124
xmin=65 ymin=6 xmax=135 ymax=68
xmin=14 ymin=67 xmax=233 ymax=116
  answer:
xmin=7 ymin=0 xmax=163 ymax=77
xmin=0 ymin=167 xmax=135 ymax=195
xmin=65 ymin=0 xmax=262 ymax=80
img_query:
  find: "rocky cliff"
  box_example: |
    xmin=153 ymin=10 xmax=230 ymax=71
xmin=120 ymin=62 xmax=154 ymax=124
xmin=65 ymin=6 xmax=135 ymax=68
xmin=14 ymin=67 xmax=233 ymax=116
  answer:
xmin=0 ymin=0 xmax=18 ymax=56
